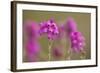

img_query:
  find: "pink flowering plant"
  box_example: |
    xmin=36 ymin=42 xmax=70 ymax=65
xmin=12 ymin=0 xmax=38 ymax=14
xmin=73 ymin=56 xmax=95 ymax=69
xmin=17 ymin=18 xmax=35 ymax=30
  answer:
xmin=39 ymin=19 xmax=59 ymax=60
xmin=65 ymin=17 xmax=86 ymax=59
xmin=24 ymin=21 xmax=40 ymax=62
xmin=24 ymin=17 xmax=86 ymax=62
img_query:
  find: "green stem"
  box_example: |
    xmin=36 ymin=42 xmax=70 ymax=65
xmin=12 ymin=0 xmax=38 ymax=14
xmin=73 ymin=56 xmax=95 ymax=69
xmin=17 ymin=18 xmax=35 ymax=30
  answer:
xmin=48 ymin=40 xmax=53 ymax=61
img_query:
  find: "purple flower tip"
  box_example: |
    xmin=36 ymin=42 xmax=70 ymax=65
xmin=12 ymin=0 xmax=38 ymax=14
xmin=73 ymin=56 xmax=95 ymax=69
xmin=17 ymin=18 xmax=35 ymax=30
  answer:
xmin=67 ymin=17 xmax=78 ymax=32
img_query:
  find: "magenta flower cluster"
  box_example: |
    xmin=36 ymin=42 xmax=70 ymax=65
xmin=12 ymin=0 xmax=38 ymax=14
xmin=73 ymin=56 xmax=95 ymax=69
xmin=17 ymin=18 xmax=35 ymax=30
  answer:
xmin=66 ymin=17 xmax=85 ymax=53
xmin=39 ymin=19 xmax=59 ymax=40
xmin=70 ymin=32 xmax=85 ymax=53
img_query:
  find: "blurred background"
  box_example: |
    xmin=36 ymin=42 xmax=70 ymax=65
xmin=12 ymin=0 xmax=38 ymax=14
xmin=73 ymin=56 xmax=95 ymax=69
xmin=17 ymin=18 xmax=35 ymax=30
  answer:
xmin=23 ymin=10 xmax=91 ymax=62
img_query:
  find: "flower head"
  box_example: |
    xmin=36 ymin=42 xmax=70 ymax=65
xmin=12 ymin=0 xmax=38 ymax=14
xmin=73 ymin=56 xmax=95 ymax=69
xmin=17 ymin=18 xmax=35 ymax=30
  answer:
xmin=39 ymin=19 xmax=59 ymax=39
xmin=66 ymin=17 xmax=85 ymax=53
xmin=70 ymin=31 xmax=85 ymax=53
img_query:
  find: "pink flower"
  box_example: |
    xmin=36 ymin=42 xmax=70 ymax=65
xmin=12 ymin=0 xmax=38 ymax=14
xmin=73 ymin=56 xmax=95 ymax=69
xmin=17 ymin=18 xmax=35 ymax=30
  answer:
xmin=66 ymin=17 xmax=86 ymax=53
xmin=70 ymin=31 xmax=85 ymax=53
xmin=39 ymin=19 xmax=59 ymax=39
xmin=24 ymin=20 xmax=40 ymax=61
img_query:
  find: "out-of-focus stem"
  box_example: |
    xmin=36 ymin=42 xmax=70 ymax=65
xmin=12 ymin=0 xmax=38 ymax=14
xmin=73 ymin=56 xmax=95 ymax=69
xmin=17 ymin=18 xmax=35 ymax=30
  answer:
xmin=67 ymin=48 xmax=72 ymax=60
xmin=80 ymin=49 xmax=86 ymax=59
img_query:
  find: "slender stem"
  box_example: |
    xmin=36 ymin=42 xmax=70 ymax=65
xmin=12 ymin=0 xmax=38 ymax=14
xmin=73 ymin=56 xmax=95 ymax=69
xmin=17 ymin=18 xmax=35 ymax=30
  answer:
xmin=48 ymin=40 xmax=52 ymax=61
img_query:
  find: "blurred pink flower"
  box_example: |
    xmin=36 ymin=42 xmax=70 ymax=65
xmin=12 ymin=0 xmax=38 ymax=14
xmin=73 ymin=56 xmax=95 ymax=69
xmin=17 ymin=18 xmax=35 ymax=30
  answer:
xmin=26 ymin=39 xmax=40 ymax=55
xmin=52 ymin=47 xmax=62 ymax=58
xmin=66 ymin=17 xmax=85 ymax=53
xmin=24 ymin=20 xmax=40 ymax=39
xmin=66 ymin=17 xmax=78 ymax=32
xmin=24 ymin=20 xmax=40 ymax=61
